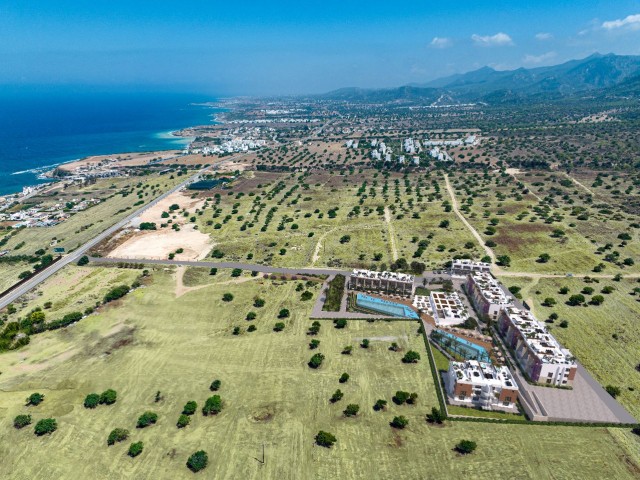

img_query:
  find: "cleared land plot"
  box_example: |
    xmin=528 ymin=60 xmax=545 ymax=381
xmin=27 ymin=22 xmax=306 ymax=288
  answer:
xmin=0 ymin=267 xmax=639 ymax=478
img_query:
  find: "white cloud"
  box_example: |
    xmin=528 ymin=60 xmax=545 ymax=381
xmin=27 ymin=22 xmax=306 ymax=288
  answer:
xmin=602 ymin=13 xmax=640 ymax=30
xmin=535 ymin=32 xmax=553 ymax=41
xmin=522 ymin=51 xmax=557 ymax=65
xmin=430 ymin=37 xmax=452 ymax=48
xmin=471 ymin=32 xmax=514 ymax=47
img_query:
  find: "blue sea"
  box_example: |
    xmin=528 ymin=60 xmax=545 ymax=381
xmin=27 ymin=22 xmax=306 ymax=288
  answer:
xmin=0 ymin=90 xmax=219 ymax=195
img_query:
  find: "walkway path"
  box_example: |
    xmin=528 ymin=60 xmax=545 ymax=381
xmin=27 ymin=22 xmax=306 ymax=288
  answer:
xmin=384 ymin=206 xmax=399 ymax=261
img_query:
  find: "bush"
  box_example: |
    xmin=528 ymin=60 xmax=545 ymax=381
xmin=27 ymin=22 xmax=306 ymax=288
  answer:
xmin=231 ymin=268 xmax=242 ymax=277
xmin=339 ymin=372 xmax=350 ymax=383
xmin=373 ymin=399 xmax=387 ymax=411
xmin=26 ymin=392 xmax=45 ymax=406
xmin=84 ymin=393 xmax=100 ymax=409
xmin=455 ymin=439 xmax=477 ymax=454
xmin=309 ymin=339 xmax=320 ymax=349
xmin=273 ymin=322 xmax=285 ymax=332
xmin=343 ymin=404 xmax=359 ymax=417
xmin=301 ymin=291 xmax=313 ymax=301
xmin=402 ymin=351 xmax=421 ymax=363
xmin=136 ymin=412 xmax=158 ymax=428
xmin=308 ymin=353 xmax=325 ymax=369
xmin=182 ymin=401 xmax=197 ymax=415
xmin=210 ymin=379 xmax=221 ymax=391
xmin=107 ymin=428 xmax=129 ymax=445
xmin=34 ymin=418 xmax=57 ymax=436
xmin=567 ymin=294 xmax=585 ymax=306
xmin=246 ymin=311 xmax=257 ymax=320
xmin=427 ymin=407 xmax=446 ymax=424
xmin=278 ymin=308 xmax=290 ymax=318
xmin=177 ymin=414 xmax=191 ymax=428
xmin=605 ymin=385 xmax=621 ymax=398
xmin=100 ymin=389 xmax=117 ymax=405
xmin=104 ymin=285 xmax=130 ymax=303
xmin=315 ymin=430 xmax=337 ymax=448
xmin=330 ymin=389 xmax=344 ymax=403
xmin=128 ymin=441 xmax=144 ymax=458
xmin=254 ymin=297 xmax=265 ymax=308
xmin=13 ymin=414 xmax=31 ymax=429
xmin=139 ymin=222 xmax=157 ymax=231
xmin=391 ymin=416 xmax=408 ymax=429
xmin=361 ymin=339 xmax=370 ymax=349
xmin=187 ymin=450 xmax=208 ymax=472
xmin=209 ymin=268 xmax=218 ymax=276
xmin=393 ymin=391 xmax=410 ymax=405
xmin=248 ymin=325 xmax=257 ymax=332
xmin=77 ymin=255 xmax=89 ymax=266
xmin=222 ymin=293 xmax=234 ymax=302
xmin=202 ymin=395 xmax=222 ymax=416
xmin=334 ymin=319 xmax=347 ymax=329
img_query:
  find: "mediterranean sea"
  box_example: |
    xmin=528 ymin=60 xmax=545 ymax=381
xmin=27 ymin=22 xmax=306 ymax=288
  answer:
xmin=0 ymin=89 xmax=218 ymax=195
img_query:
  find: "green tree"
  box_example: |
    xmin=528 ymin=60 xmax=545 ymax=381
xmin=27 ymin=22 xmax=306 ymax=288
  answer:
xmin=427 ymin=407 xmax=446 ymax=424
xmin=273 ymin=322 xmax=285 ymax=332
xmin=309 ymin=339 xmax=320 ymax=350
xmin=34 ymin=418 xmax=57 ymax=436
xmin=26 ymin=392 xmax=45 ymax=406
xmin=177 ymin=414 xmax=191 ymax=428
xmin=373 ymin=399 xmax=387 ymax=411
xmin=402 ymin=351 xmax=421 ymax=363
xmin=308 ymin=353 xmax=325 ymax=369
xmin=222 ymin=293 xmax=234 ymax=302
xmin=343 ymin=404 xmax=360 ymax=417
xmin=202 ymin=395 xmax=222 ymax=416
xmin=538 ymin=253 xmax=551 ymax=263
xmin=339 ymin=373 xmax=350 ymax=383
xmin=231 ymin=268 xmax=242 ymax=277
xmin=391 ymin=416 xmax=408 ymax=429
xmin=13 ymin=414 xmax=31 ymax=429
xmin=136 ymin=412 xmax=158 ymax=428
xmin=393 ymin=391 xmax=410 ymax=405
xmin=590 ymin=295 xmax=605 ymax=305
xmin=330 ymin=389 xmax=344 ymax=403
xmin=315 ymin=431 xmax=337 ymax=448
xmin=278 ymin=308 xmax=290 ymax=318
xmin=182 ymin=401 xmax=197 ymax=415
xmin=496 ymin=255 xmax=511 ymax=267
xmin=187 ymin=450 xmax=209 ymax=472
xmin=542 ymin=297 xmax=557 ymax=307
xmin=361 ymin=339 xmax=370 ymax=349
xmin=334 ymin=319 xmax=347 ymax=329
xmin=107 ymin=428 xmax=129 ymax=445
xmin=605 ymin=385 xmax=621 ymax=398
xmin=567 ymin=294 xmax=585 ymax=306
xmin=100 ymin=389 xmax=117 ymax=405
xmin=84 ymin=393 xmax=100 ymax=409
xmin=128 ymin=441 xmax=144 ymax=458
xmin=77 ymin=255 xmax=89 ymax=266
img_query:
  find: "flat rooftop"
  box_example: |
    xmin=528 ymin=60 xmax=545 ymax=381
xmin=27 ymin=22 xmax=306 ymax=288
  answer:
xmin=470 ymin=272 xmax=512 ymax=306
xmin=350 ymin=269 xmax=414 ymax=283
xmin=451 ymin=360 xmax=518 ymax=390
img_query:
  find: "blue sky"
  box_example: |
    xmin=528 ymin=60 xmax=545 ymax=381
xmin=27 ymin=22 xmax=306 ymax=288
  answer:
xmin=2 ymin=0 xmax=640 ymax=95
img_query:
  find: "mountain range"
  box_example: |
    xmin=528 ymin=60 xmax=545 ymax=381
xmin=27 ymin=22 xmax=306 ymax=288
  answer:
xmin=321 ymin=53 xmax=640 ymax=103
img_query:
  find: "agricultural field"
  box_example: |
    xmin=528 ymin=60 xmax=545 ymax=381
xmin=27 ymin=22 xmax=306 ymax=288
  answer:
xmin=500 ymin=275 xmax=640 ymax=419
xmin=0 ymin=266 xmax=639 ymax=479
xmin=193 ymin=170 xmax=477 ymax=270
xmin=447 ymin=170 xmax=639 ymax=274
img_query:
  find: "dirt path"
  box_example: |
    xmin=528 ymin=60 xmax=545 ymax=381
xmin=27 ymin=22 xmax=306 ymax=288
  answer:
xmin=506 ymin=168 xmax=543 ymax=202
xmin=562 ymin=172 xmax=596 ymax=197
xmin=384 ymin=207 xmax=399 ymax=261
xmin=174 ymin=265 xmax=260 ymax=298
xmin=444 ymin=174 xmax=499 ymax=269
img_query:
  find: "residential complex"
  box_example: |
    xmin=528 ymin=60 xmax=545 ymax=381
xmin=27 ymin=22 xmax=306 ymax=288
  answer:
xmin=497 ymin=307 xmax=577 ymax=386
xmin=465 ymin=272 xmax=513 ymax=321
xmin=348 ymin=269 xmax=415 ymax=297
xmin=445 ymin=360 xmax=519 ymax=411
xmin=450 ymin=259 xmax=491 ymax=276
xmin=428 ymin=291 xmax=468 ymax=326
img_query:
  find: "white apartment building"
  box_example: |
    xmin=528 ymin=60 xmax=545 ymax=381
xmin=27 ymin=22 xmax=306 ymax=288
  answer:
xmin=446 ymin=360 xmax=519 ymax=411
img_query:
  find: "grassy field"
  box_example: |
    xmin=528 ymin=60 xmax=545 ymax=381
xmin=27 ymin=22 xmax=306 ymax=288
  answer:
xmin=0 ymin=266 xmax=639 ymax=479
xmin=500 ymin=275 xmax=640 ymax=419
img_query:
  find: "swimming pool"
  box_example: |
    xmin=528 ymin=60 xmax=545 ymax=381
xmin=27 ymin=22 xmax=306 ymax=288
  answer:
xmin=355 ymin=293 xmax=420 ymax=319
xmin=431 ymin=329 xmax=491 ymax=362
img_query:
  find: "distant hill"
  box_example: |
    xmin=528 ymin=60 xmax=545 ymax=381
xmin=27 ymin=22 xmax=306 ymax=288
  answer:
xmin=321 ymin=53 xmax=640 ymax=103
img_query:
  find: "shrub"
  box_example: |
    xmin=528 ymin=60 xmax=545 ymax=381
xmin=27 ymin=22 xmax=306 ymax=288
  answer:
xmin=136 ymin=412 xmax=158 ymax=428
xmin=247 ymin=325 xmax=257 ymax=332
xmin=330 ymin=389 xmax=344 ymax=403
xmin=104 ymin=285 xmax=130 ymax=303
xmin=315 ymin=431 xmax=337 ymax=448
xmin=34 ymin=418 xmax=57 ymax=436
xmin=254 ymin=297 xmax=265 ymax=308
xmin=202 ymin=395 xmax=222 ymax=416
xmin=361 ymin=339 xmax=370 ymax=349
xmin=231 ymin=268 xmax=242 ymax=277
xmin=100 ymin=389 xmax=117 ymax=405
xmin=334 ymin=319 xmax=347 ymax=329
xmin=341 ymin=345 xmax=353 ymax=355
xmin=84 ymin=393 xmax=100 ymax=409
xmin=107 ymin=428 xmax=129 ymax=445
xmin=323 ymin=275 xmax=345 ymax=312
xmin=187 ymin=450 xmax=209 ymax=473
xmin=309 ymin=339 xmax=320 ymax=349
xmin=222 ymin=293 xmax=234 ymax=302
xmin=339 ymin=373 xmax=350 ymax=383
xmin=210 ymin=379 xmax=221 ymax=391
xmin=606 ymin=385 xmax=621 ymax=398
xmin=373 ymin=399 xmax=387 ymax=411
xmin=301 ymin=291 xmax=313 ymax=301
xmin=209 ymin=268 xmax=218 ymax=276
xmin=128 ymin=441 xmax=144 ymax=458
xmin=456 ymin=439 xmax=477 ymax=454
xmin=182 ymin=401 xmax=197 ymax=415
xmin=402 ymin=351 xmax=421 ymax=363
xmin=343 ymin=404 xmax=360 ymax=417
xmin=278 ymin=309 xmax=290 ymax=318
xmin=393 ymin=391 xmax=410 ymax=405
xmin=273 ymin=322 xmax=285 ymax=332
xmin=308 ymin=353 xmax=325 ymax=369
xmin=177 ymin=414 xmax=191 ymax=428
xmin=407 ymin=392 xmax=418 ymax=404
xmin=26 ymin=392 xmax=45 ymax=406
xmin=391 ymin=416 xmax=408 ymax=429
xmin=77 ymin=255 xmax=89 ymax=266
xmin=13 ymin=414 xmax=31 ymax=429
xmin=567 ymin=294 xmax=585 ymax=306
xmin=246 ymin=311 xmax=257 ymax=320
xmin=427 ymin=407 xmax=446 ymax=424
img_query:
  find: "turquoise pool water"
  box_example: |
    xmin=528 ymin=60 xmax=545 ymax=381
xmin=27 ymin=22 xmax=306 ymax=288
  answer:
xmin=431 ymin=329 xmax=491 ymax=362
xmin=356 ymin=294 xmax=420 ymax=319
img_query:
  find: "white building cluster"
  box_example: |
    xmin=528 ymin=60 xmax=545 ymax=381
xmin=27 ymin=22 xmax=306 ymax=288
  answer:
xmin=446 ymin=360 xmax=520 ymax=411
xmin=428 ymin=291 xmax=468 ymax=326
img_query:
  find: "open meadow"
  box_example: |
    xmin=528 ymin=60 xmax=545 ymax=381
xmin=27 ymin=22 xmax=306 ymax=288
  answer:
xmin=0 ymin=265 xmax=639 ymax=479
